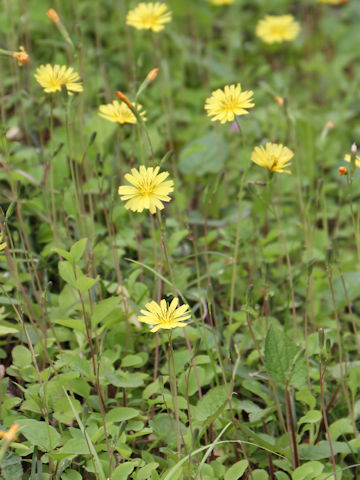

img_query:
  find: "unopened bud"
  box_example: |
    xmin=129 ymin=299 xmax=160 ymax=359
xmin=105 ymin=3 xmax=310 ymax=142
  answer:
xmin=338 ymin=166 xmax=348 ymax=176
xmin=146 ymin=68 xmax=159 ymax=83
xmin=47 ymin=8 xmax=60 ymax=23
xmin=115 ymin=91 xmax=133 ymax=109
xmin=351 ymin=143 xmax=357 ymax=155
xmin=326 ymin=121 xmax=334 ymax=129
xmin=274 ymin=96 xmax=284 ymax=107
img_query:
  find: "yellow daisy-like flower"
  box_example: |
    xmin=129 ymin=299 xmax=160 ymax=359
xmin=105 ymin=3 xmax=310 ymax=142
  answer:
xmin=344 ymin=154 xmax=360 ymax=168
xmin=251 ymin=142 xmax=294 ymax=174
xmin=204 ymin=84 xmax=255 ymax=124
xmin=138 ymin=297 xmax=191 ymax=332
xmin=256 ymin=15 xmax=300 ymax=44
xmin=34 ymin=64 xmax=83 ymax=95
xmin=11 ymin=46 xmax=30 ymax=67
xmin=317 ymin=0 xmax=348 ymax=4
xmin=210 ymin=0 xmax=235 ymax=5
xmin=98 ymin=100 xmax=146 ymax=125
xmin=126 ymin=2 xmax=172 ymax=32
xmin=118 ymin=165 xmax=174 ymax=214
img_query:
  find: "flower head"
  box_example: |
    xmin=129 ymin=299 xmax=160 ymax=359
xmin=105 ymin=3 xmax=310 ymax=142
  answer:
xmin=204 ymin=84 xmax=254 ymax=124
xmin=11 ymin=46 xmax=30 ymax=66
xmin=251 ymin=142 xmax=294 ymax=174
xmin=138 ymin=297 xmax=191 ymax=332
xmin=256 ymin=15 xmax=300 ymax=44
xmin=34 ymin=64 xmax=83 ymax=95
xmin=317 ymin=0 xmax=348 ymax=4
xmin=0 ymin=424 xmax=19 ymax=443
xmin=338 ymin=166 xmax=348 ymax=176
xmin=98 ymin=100 xmax=146 ymax=124
xmin=126 ymin=3 xmax=172 ymax=32
xmin=118 ymin=165 xmax=174 ymax=214
xmin=344 ymin=154 xmax=360 ymax=168
xmin=209 ymin=0 xmax=235 ymax=5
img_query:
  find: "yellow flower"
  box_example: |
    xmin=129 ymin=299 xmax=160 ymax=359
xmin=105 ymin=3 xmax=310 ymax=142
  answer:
xmin=0 ymin=424 xmax=19 ymax=443
xmin=210 ymin=0 xmax=235 ymax=5
xmin=118 ymin=165 xmax=174 ymax=214
xmin=251 ymin=142 xmax=294 ymax=174
xmin=98 ymin=100 xmax=146 ymax=124
xmin=138 ymin=297 xmax=191 ymax=332
xmin=204 ymin=84 xmax=254 ymax=124
xmin=317 ymin=0 xmax=348 ymax=4
xmin=256 ymin=15 xmax=300 ymax=44
xmin=126 ymin=2 xmax=172 ymax=32
xmin=344 ymin=154 xmax=360 ymax=168
xmin=11 ymin=46 xmax=30 ymax=67
xmin=34 ymin=64 xmax=83 ymax=95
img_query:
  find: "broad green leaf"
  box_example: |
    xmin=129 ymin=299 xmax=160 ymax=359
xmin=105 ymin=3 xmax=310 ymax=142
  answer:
xmin=52 ymin=318 xmax=85 ymax=332
xmin=70 ymin=238 xmax=88 ymax=263
xmin=57 ymin=438 xmax=91 ymax=455
xmin=135 ymin=462 xmax=159 ymax=480
xmin=12 ymin=345 xmax=32 ymax=368
xmin=59 ymin=261 xmax=76 ymax=287
xmin=112 ymin=461 xmax=137 ymax=480
xmin=74 ymin=276 xmax=98 ymax=292
xmin=295 ymin=387 xmax=316 ymax=410
xmin=53 ymin=247 xmax=73 ymax=262
xmin=253 ymin=470 xmax=269 ymax=480
xmin=329 ymin=417 xmax=353 ymax=441
xmin=349 ymin=365 xmax=360 ymax=400
xmin=292 ymin=461 xmax=324 ymax=480
xmin=105 ymin=407 xmax=139 ymax=423
xmin=92 ymin=296 xmax=120 ymax=326
xmin=0 ymin=452 xmax=23 ymax=480
xmin=265 ymin=326 xmax=306 ymax=389
xmin=298 ymin=410 xmax=322 ymax=427
xmin=17 ymin=419 xmax=61 ymax=451
xmin=224 ymin=459 xmax=249 ymax=480
xmin=299 ymin=441 xmax=352 ymax=460
xmin=192 ymin=385 xmax=228 ymax=425
xmin=61 ymin=470 xmax=82 ymax=480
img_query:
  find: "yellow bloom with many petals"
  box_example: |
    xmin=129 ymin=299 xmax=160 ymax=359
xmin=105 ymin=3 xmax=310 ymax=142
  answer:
xmin=138 ymin=297 xmax=191 ymax=332
xmin=118 ymin=165 xmax=174 ymax=214
xmin=256 ymin=15 xmax=300 ymax=44
xmin=210 ymin=0 xmax=235 ymax=5
xmin=251 ymin=142 xmax=294 ymax=174
xmin=126 ymin=3 xmax=172 ymax=32
xmin=34 ymin=64 xmax=83 ymax=95
xmin=98 ymin=100 xmax=146 ymax=125
xmin=204 ymin=84 xmax=254 ymax=124
xmin=344 ymin=154 xmax=360 ymax=168
xmin=317 ymin=0 xmax=348 ymax=4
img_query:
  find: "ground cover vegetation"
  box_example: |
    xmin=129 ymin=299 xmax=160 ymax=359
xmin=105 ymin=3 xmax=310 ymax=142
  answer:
xmin=0 ymin=0 xmax=360 ymax=478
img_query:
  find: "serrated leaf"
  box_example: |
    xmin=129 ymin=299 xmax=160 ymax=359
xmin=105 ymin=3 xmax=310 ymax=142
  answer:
xmin=224 ymin=459 xmax=249 ymax=480
xmin=0 ymin=452 xmax=23 ymax=480
xmin=265 ymin=326 xmax=306 ymax=389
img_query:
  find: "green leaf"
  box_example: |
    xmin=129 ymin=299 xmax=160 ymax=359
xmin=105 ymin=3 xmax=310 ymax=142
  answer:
xmin=298 ymin=410 xmax=322 ymax=427
xmin=264 ymin=326 xmax=306 ymax=389
xmin=253 ymin=470 xmax=269 ymax=480
xmin=53 ymin=247 xmax=73 ymax=262
xmin=74 ymin=276 xmax=98 ymax=292
xmin=59 ymin=261 xmax=76 ymax=287
xmin=17 ymin=419 xmax=61 ymax=451
xmin=292 ymin=461 xmax=324 ymax=480
xmin=224 ymin=459 xmax=249 ymax=480
xmin=329 ymin=417 xmax=353 ymax=441
xmin=349 ymin=365 xmax=360 ymax=400
xmin=0 ymin=452 xmax=23 ymax=480
xmin=295 ymin=387 xmax=316 ymax=410
xmin=178 ymin=133 xmax=227 ymax=176
xmin=11 ymin=345 xmax=32 ymax=368
xmin=192 ymin=385 xmax=228 ymax=426
xmin=61 ymin=470 xmax=82 ymax=480
xmin=70 ymin=238 xmax=88 ymax=263
xmin=57 ymin=438 xmax=91 ymax=455
xmin=299 ymin=441 xmax=352 ymax=460
xmin=135 ymin=462 xmax=159 ymax=480
xmin=92 ymin=296 xmax=120 ymax=326
xmin=105 ymin=407 xmax=139 ymax=423
xmin=112 ymin=461 xmax=137 ymax=480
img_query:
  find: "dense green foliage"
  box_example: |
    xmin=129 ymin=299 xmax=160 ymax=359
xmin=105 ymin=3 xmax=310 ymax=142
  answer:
xmin=1 ymin=0 xmax=360 ymax=479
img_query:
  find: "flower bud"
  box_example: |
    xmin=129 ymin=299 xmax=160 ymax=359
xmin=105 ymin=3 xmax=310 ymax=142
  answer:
xmin=115 ymin=90 xmax=133 ymax=109
xmin=11 ymin=46 xmax=30 ymax=66
xmin=274 ymin=96 xmax=284 ymax=107
xmin=146 ymin=68 xmax=159 ymax=83
xmin=338 ymin=166 xmax=348 ymax=176
xmin=47 ymin=8 xmax=60 ymax=23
